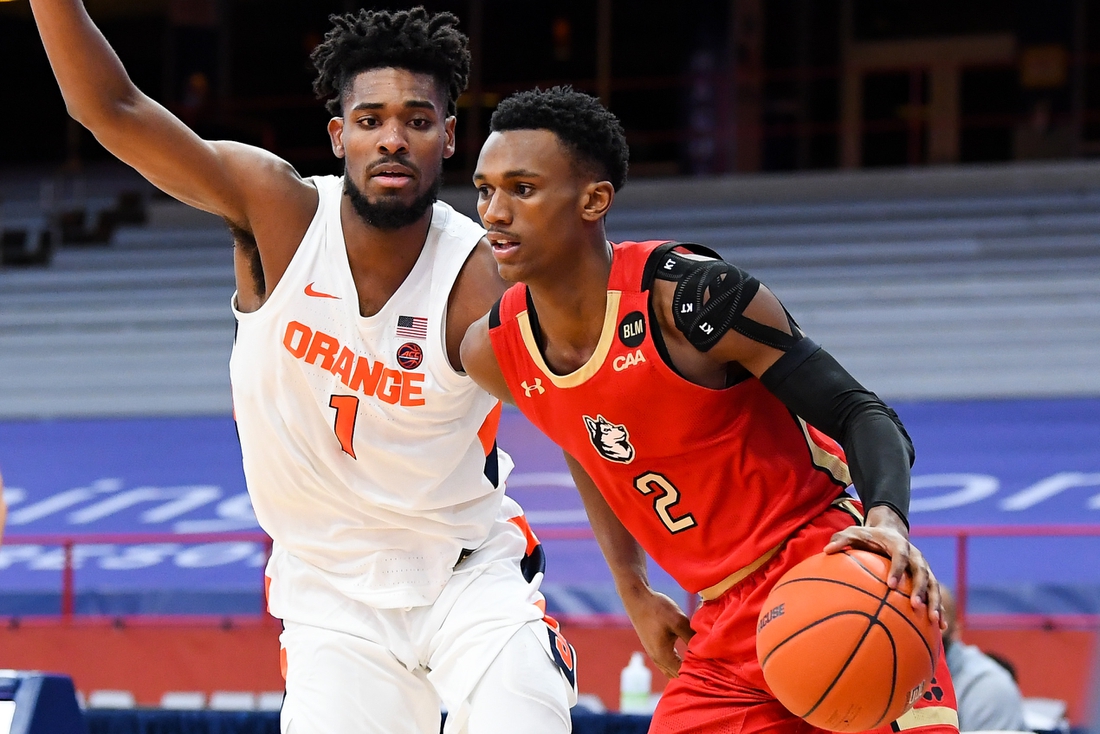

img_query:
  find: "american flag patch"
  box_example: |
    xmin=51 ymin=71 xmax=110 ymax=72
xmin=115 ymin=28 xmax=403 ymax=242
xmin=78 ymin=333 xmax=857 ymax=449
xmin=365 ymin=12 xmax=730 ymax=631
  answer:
xmin=396 ymin=315 xmax=428 ymax=339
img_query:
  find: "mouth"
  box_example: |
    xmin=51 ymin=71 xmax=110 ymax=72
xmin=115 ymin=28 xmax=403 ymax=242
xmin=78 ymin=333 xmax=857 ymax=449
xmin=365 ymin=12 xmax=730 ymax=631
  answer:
xmin=487 ymin=232 xmax=521 ymax=259
xmin=369 ymin=163 xmax=416 ymax=189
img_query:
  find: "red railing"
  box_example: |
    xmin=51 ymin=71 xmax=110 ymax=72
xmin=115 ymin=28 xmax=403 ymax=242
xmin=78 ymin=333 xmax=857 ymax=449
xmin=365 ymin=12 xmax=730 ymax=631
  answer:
xmin=1 ymin=531 xmax=272 ymax=623
xmin=3 ymin=525 xmax=1099 ymax=628
xmin=908 ymin=524 xmax=1100 ymax=631
xmin=534 ymin=523 xmax=1100 ymax=631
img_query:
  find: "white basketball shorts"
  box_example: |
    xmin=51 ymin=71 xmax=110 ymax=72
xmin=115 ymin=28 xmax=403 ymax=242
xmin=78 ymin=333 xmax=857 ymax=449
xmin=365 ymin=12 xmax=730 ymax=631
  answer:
xmin=265 ymin=498 xmax=577 ymax=734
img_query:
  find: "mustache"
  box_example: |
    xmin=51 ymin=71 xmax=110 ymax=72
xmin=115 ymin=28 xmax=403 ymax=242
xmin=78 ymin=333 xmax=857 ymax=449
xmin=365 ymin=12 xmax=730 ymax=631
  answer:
xmin=369 ymin=155 xmax=420 ymax=176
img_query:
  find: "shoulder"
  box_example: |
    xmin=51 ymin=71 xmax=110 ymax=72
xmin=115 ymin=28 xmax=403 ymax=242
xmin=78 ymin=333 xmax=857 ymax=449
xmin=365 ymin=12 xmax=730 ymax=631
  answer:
xmin=214 ymin=142 xmax=317 ymax=233
xmin=431 ymin=200 xmax=487 ymax=244
xmin=459 ymin=310 xmax=514 ymax=404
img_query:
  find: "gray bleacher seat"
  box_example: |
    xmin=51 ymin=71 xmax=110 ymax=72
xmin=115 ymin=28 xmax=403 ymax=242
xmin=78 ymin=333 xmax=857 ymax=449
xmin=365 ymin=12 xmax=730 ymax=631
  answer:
xmin=0 ymin=202 xmax=54 ymax=266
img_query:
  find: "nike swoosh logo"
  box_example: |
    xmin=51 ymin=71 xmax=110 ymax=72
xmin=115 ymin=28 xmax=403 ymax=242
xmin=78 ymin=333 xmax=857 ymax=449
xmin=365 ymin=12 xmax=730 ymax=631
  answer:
xmin=304 ymin=282 xmax=340 ymax=299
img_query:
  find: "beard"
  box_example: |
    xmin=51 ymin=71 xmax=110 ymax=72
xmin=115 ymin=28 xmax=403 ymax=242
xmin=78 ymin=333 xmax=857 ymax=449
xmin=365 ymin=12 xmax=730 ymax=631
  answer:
xmin=343 ymin=164 xmax=442 ymax=231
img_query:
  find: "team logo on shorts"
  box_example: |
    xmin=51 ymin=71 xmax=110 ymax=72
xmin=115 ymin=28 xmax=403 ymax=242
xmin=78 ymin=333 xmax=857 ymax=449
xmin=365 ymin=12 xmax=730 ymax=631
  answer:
xmin=583 ymin=414 xmax=635 ymax=464
xmin=618 ymin=311 xmax=646 ymax=347
xmin=396 ymin=342 xmax=424 ymax=370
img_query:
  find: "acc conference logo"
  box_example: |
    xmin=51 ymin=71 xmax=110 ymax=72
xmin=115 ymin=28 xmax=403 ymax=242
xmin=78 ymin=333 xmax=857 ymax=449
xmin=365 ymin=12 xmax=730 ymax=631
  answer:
xmin=396 ymin=342 xmax=424 ymax=370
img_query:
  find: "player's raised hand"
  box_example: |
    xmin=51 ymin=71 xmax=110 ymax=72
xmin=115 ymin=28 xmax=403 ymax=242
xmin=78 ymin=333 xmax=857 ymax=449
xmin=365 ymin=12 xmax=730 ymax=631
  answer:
xmin=823 ymin=505 xmax=945 ymax=631
xmin=620 ymin=586 xmax=694 ymax=679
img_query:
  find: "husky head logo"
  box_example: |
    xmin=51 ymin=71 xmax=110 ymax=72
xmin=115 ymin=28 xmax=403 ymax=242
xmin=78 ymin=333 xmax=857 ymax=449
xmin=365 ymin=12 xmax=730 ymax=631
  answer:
xmin=583 ymin=415 xmax=635 ymax=464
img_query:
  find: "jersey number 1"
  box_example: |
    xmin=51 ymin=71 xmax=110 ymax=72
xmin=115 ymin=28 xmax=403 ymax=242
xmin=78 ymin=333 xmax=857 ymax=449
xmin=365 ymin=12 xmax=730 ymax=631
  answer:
xmin=329 ymin=394 xmax=359 ymax=459
xmin=634 ymin=472 xmax=697 ymax=534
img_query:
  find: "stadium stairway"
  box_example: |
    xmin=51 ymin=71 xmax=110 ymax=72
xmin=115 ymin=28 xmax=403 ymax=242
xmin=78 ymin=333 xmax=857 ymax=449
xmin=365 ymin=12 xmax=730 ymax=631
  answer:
xmin=1 ymin=158 xmax=1100 ymax=418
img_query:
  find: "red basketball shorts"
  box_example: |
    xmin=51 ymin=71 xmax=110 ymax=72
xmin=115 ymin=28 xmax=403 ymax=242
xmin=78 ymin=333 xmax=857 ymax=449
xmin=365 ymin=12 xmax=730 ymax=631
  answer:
xmin=650 ymin=504 xmax=958 ymax=734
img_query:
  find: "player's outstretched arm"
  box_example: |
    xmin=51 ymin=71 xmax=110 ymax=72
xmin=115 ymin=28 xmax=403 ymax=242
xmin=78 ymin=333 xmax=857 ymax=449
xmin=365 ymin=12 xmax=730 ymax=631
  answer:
xmin=563 ymin=452 xmax=694 ymax=679
xmin=29 ymin=0 xmax=313 ymax=238
xmin=460 ymin=311 xmax=515 ymax=404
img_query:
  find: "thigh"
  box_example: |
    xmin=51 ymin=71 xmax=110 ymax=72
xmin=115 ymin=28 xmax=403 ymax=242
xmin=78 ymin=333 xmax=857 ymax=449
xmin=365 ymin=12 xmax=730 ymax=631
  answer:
xmin=462 ymin=623 xmax=572 ymax=734
xmin=428 ymin=563 xmax=573 ymax=733
xmin=650 ymin=652 xmax=822 ymax=734
xmin=651 ymin=632 xmax=959 ymax=734
xmin=280 ymin=620 xmax=440 ymax=734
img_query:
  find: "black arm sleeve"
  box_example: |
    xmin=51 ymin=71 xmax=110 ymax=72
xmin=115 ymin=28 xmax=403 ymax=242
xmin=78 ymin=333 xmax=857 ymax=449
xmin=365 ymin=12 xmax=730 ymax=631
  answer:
xmin=759 ymin=339 xmax=915 ymax=529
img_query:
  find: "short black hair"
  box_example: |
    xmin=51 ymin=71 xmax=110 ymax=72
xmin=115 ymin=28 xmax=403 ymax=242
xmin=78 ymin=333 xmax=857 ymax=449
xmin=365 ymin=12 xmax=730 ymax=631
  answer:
xmin=490 ymin=86 xmax=629 ymax=191
xmin=311 ymin=7 xmax=470 ymax=117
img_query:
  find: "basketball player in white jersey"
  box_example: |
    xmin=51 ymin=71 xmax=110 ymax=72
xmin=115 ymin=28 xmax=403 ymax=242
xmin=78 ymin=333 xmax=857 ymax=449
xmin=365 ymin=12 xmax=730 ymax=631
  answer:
xmin=29 ymin=4 xmax=575 ymax=732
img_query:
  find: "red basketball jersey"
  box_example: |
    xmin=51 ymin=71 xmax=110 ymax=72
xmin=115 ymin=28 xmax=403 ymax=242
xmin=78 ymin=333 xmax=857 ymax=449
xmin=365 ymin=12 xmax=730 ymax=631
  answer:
xmin=489 ymin=240 xmax=851 ymax=593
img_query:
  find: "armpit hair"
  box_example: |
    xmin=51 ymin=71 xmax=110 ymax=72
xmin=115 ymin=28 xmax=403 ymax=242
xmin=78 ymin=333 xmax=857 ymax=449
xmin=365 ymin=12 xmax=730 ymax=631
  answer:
xmin=225 ymin=219 xmax=266 ymax=295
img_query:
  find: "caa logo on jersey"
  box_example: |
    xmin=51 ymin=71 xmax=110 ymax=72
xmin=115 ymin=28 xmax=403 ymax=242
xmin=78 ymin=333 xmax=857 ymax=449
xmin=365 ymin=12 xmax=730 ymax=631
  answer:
xmin=396 ymin=342 xmax=424 ymax=370
xmin=583 ymin=414 xmax=635 ymax=464
xmin=613 ymin=349 xmax=646 ymax=372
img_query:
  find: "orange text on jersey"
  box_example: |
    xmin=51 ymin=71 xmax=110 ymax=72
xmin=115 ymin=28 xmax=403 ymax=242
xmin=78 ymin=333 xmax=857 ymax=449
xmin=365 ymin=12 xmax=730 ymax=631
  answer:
xmin=282 ymin=321 xmax=425 ymax=407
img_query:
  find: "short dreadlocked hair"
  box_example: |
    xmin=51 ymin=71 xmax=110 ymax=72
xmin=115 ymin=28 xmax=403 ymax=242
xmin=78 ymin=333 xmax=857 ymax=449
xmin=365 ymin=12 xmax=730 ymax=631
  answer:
xmin=311 ymin=7 xmax=470 ymax=117
xmin=490 ymin=86 xmax=629 ymax=191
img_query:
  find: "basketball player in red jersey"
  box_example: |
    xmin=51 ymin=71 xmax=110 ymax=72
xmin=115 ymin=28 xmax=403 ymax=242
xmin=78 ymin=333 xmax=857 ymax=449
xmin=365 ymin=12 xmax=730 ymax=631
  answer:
xmin=462 ymin=86 xmax=959 ymax=733
xmin=28 ymin=5 xmax=576 ymax=732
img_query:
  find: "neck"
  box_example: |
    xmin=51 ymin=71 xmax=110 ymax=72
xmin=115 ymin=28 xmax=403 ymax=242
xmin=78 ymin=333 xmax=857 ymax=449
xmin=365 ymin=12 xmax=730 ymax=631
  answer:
xmin=526 ymin=231 xmax=613 ymax=372
xmin=341 ymin=195 xmax=433 ymax=260
xmin=339 ymin=196 xmax=434 ymax=317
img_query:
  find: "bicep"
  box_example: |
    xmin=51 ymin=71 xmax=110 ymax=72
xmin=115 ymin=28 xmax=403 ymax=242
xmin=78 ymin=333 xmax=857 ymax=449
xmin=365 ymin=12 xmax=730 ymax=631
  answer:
xmin=447 ymin=240 xmax=509 ymax=367
xmin=88 ymin=94 xmax=306 ymax=228
xmin=702 ymin=284 xmax=797 ymax=377
xmin=653 ymin=250 xmax=800 ymax=378
xmin=459 ymin=315 xmax=515 ymax=405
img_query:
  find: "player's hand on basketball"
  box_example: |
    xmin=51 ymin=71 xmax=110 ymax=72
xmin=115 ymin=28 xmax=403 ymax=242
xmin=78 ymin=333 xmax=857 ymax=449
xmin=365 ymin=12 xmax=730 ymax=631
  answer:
xmin=823 ymin=506 xmax=945 ymax=631
xmin=621 ymin=586 xmax=694 ymax=679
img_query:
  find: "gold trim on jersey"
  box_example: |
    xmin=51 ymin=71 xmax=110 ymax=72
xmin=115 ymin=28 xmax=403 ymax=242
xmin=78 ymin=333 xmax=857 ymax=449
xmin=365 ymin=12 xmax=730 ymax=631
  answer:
xmin=797 ymin=417 xmax=852 ymax=486
xmin=517 ymin=291 xmax=623 ymax=389
xmin=699 ymin=541 xmax=784 ymax=601
xmin=892 ymin=705 xmax=959 ymax=731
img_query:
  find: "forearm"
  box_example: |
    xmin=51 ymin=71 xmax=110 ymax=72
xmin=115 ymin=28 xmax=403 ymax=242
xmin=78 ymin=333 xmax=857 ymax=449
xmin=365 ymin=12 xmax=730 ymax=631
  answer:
xmin=761 ymin=341 xmax=914 ymax=527
xmin=30 ymin=0 xmax=141 ymax=126
xmin=563 ymin=452 xmax=650 ymax=597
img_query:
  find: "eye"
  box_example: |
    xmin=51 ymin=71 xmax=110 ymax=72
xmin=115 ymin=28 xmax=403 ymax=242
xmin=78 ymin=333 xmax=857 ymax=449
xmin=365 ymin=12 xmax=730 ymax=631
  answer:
xmin=476 ymin=185 xmax=492 ymax=199
xmin=409 ymin=117 xmax=433 ymax=129
xmin=514 ymin=183 xmax=534 ymax=196
xmin=357 ymin=116 xmax=379 ymax=127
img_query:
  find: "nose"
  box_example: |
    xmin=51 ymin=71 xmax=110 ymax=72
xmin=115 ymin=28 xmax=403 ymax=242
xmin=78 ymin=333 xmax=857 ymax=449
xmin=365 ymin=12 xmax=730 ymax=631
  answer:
xmin=377 ymin=118 xmax=409 ymax=155
xmin=479 ymin=188 xmax=511 ymax=226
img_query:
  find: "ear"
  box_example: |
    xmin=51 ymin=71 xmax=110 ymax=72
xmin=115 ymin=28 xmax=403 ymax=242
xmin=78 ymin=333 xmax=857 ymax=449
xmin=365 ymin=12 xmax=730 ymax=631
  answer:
xmin=328 ymin=117 xmax=346 ymax=159
xmin=583 ymin=415 xmax=597 ymax=433
xmin=442 ymin=115 xmax=457 ymax=159
xmin=580 ymin=181 xmax=615 ymax=223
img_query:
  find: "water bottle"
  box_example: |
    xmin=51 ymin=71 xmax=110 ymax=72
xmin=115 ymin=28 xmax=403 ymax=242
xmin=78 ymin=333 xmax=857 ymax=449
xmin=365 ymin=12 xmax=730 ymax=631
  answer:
xmin=619 ymin=651 xmax=652 ymax=714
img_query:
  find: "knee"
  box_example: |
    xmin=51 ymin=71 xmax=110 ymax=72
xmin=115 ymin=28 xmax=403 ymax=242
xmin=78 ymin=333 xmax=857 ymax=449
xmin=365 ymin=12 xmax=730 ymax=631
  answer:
xmin=466 ymin=625 xmax=572 ymax=733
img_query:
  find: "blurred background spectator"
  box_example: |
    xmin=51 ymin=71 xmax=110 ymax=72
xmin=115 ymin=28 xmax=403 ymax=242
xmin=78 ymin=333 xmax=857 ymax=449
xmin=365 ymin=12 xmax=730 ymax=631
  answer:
xmin=942 ymin=588 xmax=1028 ymax=732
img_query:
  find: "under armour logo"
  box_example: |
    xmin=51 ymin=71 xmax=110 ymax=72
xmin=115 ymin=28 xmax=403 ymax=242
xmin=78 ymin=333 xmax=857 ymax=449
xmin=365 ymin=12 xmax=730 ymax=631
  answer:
xmin=663 ymin=258 xmax=676 ymax=270
xmin=521 ymin=379 xmax=545 ymax=397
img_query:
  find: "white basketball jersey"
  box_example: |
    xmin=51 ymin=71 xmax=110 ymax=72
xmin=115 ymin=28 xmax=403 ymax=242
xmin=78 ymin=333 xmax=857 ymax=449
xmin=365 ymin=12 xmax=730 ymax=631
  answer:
xmin=230 ymin=175 xmax=511 ymax=609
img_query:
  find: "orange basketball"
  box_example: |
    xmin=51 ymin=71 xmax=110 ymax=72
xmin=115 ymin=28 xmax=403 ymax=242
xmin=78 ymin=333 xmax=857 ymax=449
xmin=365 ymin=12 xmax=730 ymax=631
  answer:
xmin=755 ymin=549 xmax=941 ymax=732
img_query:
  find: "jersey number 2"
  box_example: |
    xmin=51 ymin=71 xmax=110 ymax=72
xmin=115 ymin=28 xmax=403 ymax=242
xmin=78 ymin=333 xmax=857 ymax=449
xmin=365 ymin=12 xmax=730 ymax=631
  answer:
xmin=329 ymin=394 xmax=359 ymax=459
xmin=634 ymin=472 xmax=697 ymax=534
